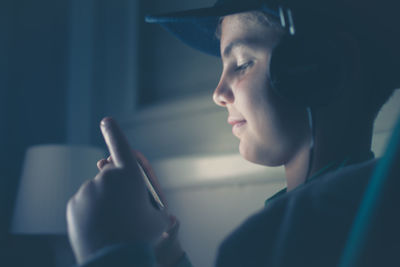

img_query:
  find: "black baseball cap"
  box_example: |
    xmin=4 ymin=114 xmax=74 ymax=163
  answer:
xmin=145 ymin=0 xmax=400 ymax=58
xmin=146 ymin=0 xmax=400 ymax=91
xmin=145 ymin=0 xmax=284 ymax=56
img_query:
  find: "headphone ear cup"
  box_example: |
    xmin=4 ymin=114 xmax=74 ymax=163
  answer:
xmin=269 ymin=34 xmax=345 ymax=107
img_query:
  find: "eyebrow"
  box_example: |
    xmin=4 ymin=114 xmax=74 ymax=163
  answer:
xmin=222 ymin=40 xmax=249 ymax=58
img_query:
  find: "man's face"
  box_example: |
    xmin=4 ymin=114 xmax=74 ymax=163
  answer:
xmin=213 ymin=13 xmax=311 ymax=166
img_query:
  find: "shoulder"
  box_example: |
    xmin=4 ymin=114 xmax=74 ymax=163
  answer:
xmin=216 ymin=159 xmax=378 ymax=267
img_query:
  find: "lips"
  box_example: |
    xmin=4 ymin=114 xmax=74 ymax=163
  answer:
xmin=228 ymin=118 xmax=246 ymax=126
xmin=228 ymin=117 xmax=247 ymax=136
xmin=229 ymin=120 xmax=246 ymax=127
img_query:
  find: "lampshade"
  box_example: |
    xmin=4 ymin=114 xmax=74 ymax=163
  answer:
xmin=11 ymin=144 xmax=105 ymax=234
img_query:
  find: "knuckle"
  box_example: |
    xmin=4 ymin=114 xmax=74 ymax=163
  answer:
xmin=96 ymin=167 xmax=124 ymax=186
xmin=66 ymin=196 xmax=77 ymax=220
xmin=66 ymin=196 xmax=75 ymax=211
xmin=97 ymin=159 xmax=106 ymax=169
xmin=82 ymin=178 xmax=95 ymax=190
xmin=100 ymin=167 xmax=118 ymax=179
xmin=75 ymin=179 xmax=96 ymax=198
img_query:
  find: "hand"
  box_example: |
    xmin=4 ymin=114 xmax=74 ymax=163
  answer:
xmin=98 ymin=154 xmax=186 ymax=267
xmin=155 ymin=215 xmax=186 ymax=267
xmin=66 ymin=117 xmax=168 ymax=264
xmin=97 ymin=149 xmax=168 ymax=211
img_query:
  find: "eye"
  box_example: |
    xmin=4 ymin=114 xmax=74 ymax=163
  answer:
xmin=234 ymin=61 xmax=253 ymax=73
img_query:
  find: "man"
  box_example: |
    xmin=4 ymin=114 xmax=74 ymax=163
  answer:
xmin=66 ymin=0 xmax=400 ymax=266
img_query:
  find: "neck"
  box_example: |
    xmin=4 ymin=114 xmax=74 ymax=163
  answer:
xmin=309 ymin=127 xmax=372 ymax=177
xmin=284 ymin=142 xmax=311 ymax=191
xmin=284 ymin=122 xmax=373 ymax=192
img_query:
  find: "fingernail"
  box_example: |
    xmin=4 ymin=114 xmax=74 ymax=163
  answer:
xmin=162 ymin=232 xmax=169 ymax=239
xmin=100 ymin=117 xmax=113 ymax=127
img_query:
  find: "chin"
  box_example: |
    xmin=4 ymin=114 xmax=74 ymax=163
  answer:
xmin=239 ymin=141 xmax=283 ymax=167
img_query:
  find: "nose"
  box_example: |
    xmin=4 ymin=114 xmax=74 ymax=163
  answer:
xmin=213 ymin=74 xmax=234 ymax=107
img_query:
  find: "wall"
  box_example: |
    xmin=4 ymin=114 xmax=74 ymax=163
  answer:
xmin=138 ymin=0 xmax=220 ymax=106
xmin=1 ymin=0 xmax=70 ymax=265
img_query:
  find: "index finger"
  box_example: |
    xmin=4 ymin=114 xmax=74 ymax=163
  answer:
xmin=100 ymin=117 xmax=135 ymax=169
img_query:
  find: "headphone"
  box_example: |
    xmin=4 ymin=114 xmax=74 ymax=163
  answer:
xmin=267 ymin=5 xmax=348 ymax=108
xmin=263 ymin=4 xmax=351 ymax=177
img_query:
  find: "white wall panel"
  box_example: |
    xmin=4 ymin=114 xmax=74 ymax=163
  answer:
xmin=164 ymin=180 xmax=286 ymax=267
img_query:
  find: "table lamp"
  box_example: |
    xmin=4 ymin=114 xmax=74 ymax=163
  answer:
xmin=10 ymin=144 xmax=105 ymax=266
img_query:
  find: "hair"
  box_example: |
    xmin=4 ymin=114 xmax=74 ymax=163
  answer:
xmin=215 ymin=11 xmax=283 ymax=40
xmin=215 ymin=10 xmax=397 ymax=122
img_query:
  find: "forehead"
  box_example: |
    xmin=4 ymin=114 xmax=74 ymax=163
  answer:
xmin=220 ymin=13 xmax=281 ymax=56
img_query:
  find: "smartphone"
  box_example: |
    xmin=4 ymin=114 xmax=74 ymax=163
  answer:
xmin=137 ymin=161 xmax=166 ymax=211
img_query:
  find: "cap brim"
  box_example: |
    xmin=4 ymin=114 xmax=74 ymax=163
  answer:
xmin=145 ymin=4 xmax=279 ymax=57
xmin=146 ymin=15 xmax=221 ymax=57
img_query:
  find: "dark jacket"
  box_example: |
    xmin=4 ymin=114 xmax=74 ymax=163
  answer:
xmin=81 ymin=158 xmax=400 ymax=267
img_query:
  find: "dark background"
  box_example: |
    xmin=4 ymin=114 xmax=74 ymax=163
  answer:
xmin=0 ymin=0 xmax=218 ymax=266
xmin=1 ymin=0 xmax=69 ymax=265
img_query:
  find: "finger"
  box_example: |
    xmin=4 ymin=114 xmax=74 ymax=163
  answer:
xmin=105 ymin=148 xmax=165 ymax=208
xmin=166 ymin=216 xmax=180 ymax=238
xmin=159 ymin=215 xmax=180 ymax=241
xmin=97 ymin=159 xmax=108 ymax=170
xmin=93 ymin=162 xmax=118 ymax=183
xmin=97 ymin=159 xmax=116 ymax=171
xmin=100 ymin=117 xmax=136 ymax=170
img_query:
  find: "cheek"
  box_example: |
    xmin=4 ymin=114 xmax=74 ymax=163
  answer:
xmin=235 ymin=66 xmax=270 ymax=108
xmin=252 ymin=89 xmax=285 ymax=147
xmin=243 ymin=81 xmax=309 ymax=165
xmin=263 ymin=90 xmax=311 ymax=160
xmin=243 ymin=70 xmax=275 ymax=125
xmin=234 ymin=67 xmax=277 ymax=139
